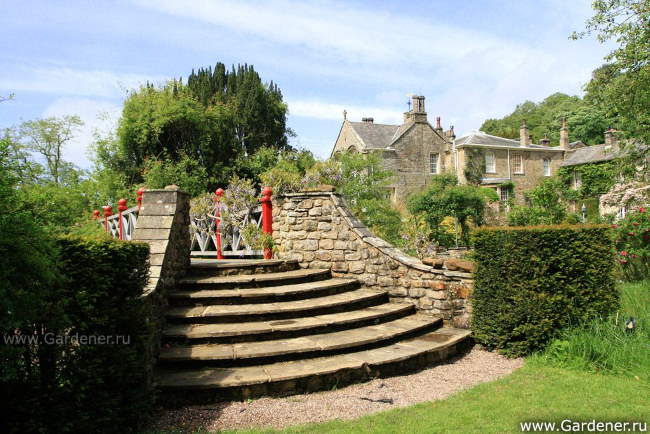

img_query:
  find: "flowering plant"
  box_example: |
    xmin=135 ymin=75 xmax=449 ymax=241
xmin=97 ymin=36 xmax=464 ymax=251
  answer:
xmin=614 ymin=206 xmax=649 ymax=281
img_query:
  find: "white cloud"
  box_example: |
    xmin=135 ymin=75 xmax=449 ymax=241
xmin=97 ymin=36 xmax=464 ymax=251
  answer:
xmin=42 ymin=98 xmax=122 ymax=169
xmin=1 ymin=65 xmax=166 ymax=99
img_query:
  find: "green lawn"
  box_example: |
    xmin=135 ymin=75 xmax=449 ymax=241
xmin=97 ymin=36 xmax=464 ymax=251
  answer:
xmin=225 ymin=364 xmax=648 ymax=434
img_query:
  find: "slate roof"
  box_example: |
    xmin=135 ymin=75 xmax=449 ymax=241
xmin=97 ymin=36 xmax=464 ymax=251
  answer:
xmin=347 ymin=122 xmax=400 ymax=149
xmin=560 ymin=144 xmax=619 ymax=167
xmin=454 ymin=131 xmax=561 ymax=150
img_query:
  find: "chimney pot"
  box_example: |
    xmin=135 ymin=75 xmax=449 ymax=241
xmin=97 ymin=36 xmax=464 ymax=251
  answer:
xmin=362 ymin=117 xmax=374 ymax=124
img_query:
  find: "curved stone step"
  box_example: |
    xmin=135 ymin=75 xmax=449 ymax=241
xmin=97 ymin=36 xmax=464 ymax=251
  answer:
xmin=156 ymin=327 xmax=472 ymax=400
xmin=166 ymin=289 xmax=388 ymax=324
xmin=168 ymin=278 xmax=359 ymax=306
xmin=189 ymin=258 xmax=300 ymax=277
xmin=163 ymin=303 xmax=415 ymax=343
xmin=179 ymin=268 xmax=330 ymax=290
xmin=159 ymin=315 xmax=442 ymax=366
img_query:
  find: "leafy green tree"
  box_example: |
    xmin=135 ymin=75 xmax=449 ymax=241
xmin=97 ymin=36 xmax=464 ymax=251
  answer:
xmin=186 ymin=63 xmax=293 ymax=155
xmin=141 ymin=152 xmax=209 ymax=197
xmin=577 ymin=0 xmax=650 ymax=171
xmin=409 ymin=174 xmax=496 ymax=247
xmin=19 ymin=115 xmax=83 ymax=184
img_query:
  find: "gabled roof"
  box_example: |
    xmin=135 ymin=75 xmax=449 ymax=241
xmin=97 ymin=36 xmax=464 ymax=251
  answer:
xmin=560 ymin=144 xmax=619 ymax=167
xmin=347 ymin=122 xmax=400 ymax=149
xmin=455 ymin=131 xmax=560 ymax=150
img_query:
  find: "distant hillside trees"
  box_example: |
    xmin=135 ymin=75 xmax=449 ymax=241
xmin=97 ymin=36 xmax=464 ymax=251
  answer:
xmin=103 ymin=63 xmax=293 ymax=188
xmin=480 ymin=93 xmax=613 ymax=145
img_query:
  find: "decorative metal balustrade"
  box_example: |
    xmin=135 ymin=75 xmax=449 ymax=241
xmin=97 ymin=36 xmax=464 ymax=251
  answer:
xmin=104 ymin=205 xmax=139 ymax=240
xmin=190 ymin=205 xmax=263 ymax=257
xmin=97 ymin=188 xmax=270 ymax=258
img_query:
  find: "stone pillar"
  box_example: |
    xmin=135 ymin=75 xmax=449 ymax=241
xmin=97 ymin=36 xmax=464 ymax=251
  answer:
xmin=133 ymin=185 xmax=191 ymax=295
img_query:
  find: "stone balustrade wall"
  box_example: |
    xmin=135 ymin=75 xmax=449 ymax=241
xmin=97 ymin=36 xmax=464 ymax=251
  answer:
xmin=273 ymin=188 xmax=474 ymax=327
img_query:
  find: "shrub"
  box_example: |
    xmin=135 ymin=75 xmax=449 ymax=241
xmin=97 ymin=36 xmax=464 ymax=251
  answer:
xmin=613 ymin=206 xmax=650 ymax=281
xmin=2 ymin=235 xmax=152 ymax=433
xmin=409 ymin=174 xmax=497 ymax=247
xmin=507 ymin=178 xmax=566 ymax=226
xmin=471 ymin=225 xmax=618 ymax=357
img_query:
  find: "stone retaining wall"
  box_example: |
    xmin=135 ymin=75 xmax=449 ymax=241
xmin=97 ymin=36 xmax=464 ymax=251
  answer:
xmin=273 ymin=189 xmax=474 ymax=327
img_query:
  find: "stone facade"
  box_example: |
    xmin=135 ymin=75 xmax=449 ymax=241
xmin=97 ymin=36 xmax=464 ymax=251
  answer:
xmin=273 ymin=189 xmax=474 ymax=327
xmin=331 ymin=96 xmax=577 ymax=205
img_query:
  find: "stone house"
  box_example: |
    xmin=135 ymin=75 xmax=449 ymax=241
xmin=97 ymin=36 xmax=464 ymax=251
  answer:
xmin=331 ymin=95 xmax=565 ymax=204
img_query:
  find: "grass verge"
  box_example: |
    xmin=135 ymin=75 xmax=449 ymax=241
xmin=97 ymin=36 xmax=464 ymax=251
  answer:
xmin=224 ymin=364 xmax=648 ymax=434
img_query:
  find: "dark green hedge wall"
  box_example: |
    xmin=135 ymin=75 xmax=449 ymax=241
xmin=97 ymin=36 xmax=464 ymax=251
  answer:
xmin=471 ymin=225 xmax=617 ymax=357
xmin=3 ymin=236 xmax=152 ymax=433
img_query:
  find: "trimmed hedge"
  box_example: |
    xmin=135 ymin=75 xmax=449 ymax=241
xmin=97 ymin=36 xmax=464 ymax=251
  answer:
xmin=3 ymin=235 xmax=152 ymax=433
xmin=471 ymin=225 xmax=618 ymax=357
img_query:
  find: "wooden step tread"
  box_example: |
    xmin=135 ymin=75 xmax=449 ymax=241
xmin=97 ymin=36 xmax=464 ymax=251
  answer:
xmin=168 ymin=278 xmax=357 ymax=300
xmin=163 ymin=303 xmax=413 ymax=339
xmin=159 ymin=315 xmax=441 ymax=362
xmin=166 ymin=289 xmax=386 ymax=320
xmin=180 ymin=268 xmax=329 ymax=285
xmin=156 ymin=327 xmax=471 ymax=389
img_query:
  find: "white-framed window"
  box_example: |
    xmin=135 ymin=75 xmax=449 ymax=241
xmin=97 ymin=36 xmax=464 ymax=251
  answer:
xmin=512 ymin=154 xmax=523 ymax=174
xmin=485 ymin=151 xmax=496 ymax=173
xmin=573 ymin=171 xmax=582 ymax=189
xmin=430 ymin=153 xmax=439 ymax=174
xmin=543 ymin=158 xmax=551 ymax=176
xmin=499 ymin=186 xmax=509 ymax=202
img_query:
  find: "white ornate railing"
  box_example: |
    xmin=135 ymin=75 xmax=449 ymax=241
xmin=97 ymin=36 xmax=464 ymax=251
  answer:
xmin=191 ymin=205 xmax=263 ymax=256
xmin=104 ymin=206 xmax=139 ymax=240
xmin=99 ymin=200 xmax=264 ymax=257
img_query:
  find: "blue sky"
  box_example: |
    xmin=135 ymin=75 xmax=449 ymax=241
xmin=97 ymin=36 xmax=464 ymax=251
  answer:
xmin=1 ymin=0 xmax=611 ymax=169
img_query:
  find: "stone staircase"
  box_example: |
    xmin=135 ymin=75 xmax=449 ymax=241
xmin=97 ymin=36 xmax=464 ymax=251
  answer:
xmin=155 ymin=259 xmax=471 ymax=403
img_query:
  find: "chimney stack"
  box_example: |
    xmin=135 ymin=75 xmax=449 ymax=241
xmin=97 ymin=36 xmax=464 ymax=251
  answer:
xmin=604 ymin=128 xmax=618 ymax=149
xmin=361 ymin=117 xmax=374 ymax=124
xmin=406 ymin=95 xmax=427 ymax=123
xmin=559 ymin=118 xmax=569 ymax=149
xmin=520 ymin=121 xmax=531 ymax=146
xmin=435 ymin=116 xmax=443 ymax=132
xmin=446 ymin=125 xmax=456 ymax=140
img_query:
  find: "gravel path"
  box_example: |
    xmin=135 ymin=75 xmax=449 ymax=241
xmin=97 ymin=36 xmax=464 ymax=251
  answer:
xmin=152 ymin=347 xmax=523 ymax=433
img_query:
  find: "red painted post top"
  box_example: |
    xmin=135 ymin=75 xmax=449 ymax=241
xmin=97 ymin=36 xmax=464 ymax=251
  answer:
xmin=259 ymin=186 xmax=273 ymax=234
xmin=118 ymin=198 xmax=128 ymax=212
xmin=103 ymin=205 xmax=113 ymax=217
xmin=214 ymin=188 xmax=225 ymax=201
xmin=136 ymin=187 xmax=145 ymax=210
xmin=92 ymin=209 xmax=100 ymax=220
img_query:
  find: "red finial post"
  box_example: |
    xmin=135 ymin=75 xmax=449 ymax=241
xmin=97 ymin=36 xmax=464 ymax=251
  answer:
xmin=136 ymin=187 xmax=145 ymax=211
xmin=92 ymin=209 xmax=100 ymax=220
xmin=103 ymin=205 xmax=113 ymax=234
xmin=214 ymin=188 xmax=225 ymax=260
xmin=259 ymin=187 xmax=273 ymax=235
xmin=117 ymin=199 xmax=128 ymax=240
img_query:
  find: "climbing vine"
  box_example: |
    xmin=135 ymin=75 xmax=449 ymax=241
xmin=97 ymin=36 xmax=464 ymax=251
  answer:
xmin=558 ymin=161 xmax=618 ymax=201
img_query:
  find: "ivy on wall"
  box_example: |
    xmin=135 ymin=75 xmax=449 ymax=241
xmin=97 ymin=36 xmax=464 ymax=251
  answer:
xmin=558 ymin=161 xmax=617 ymax=201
